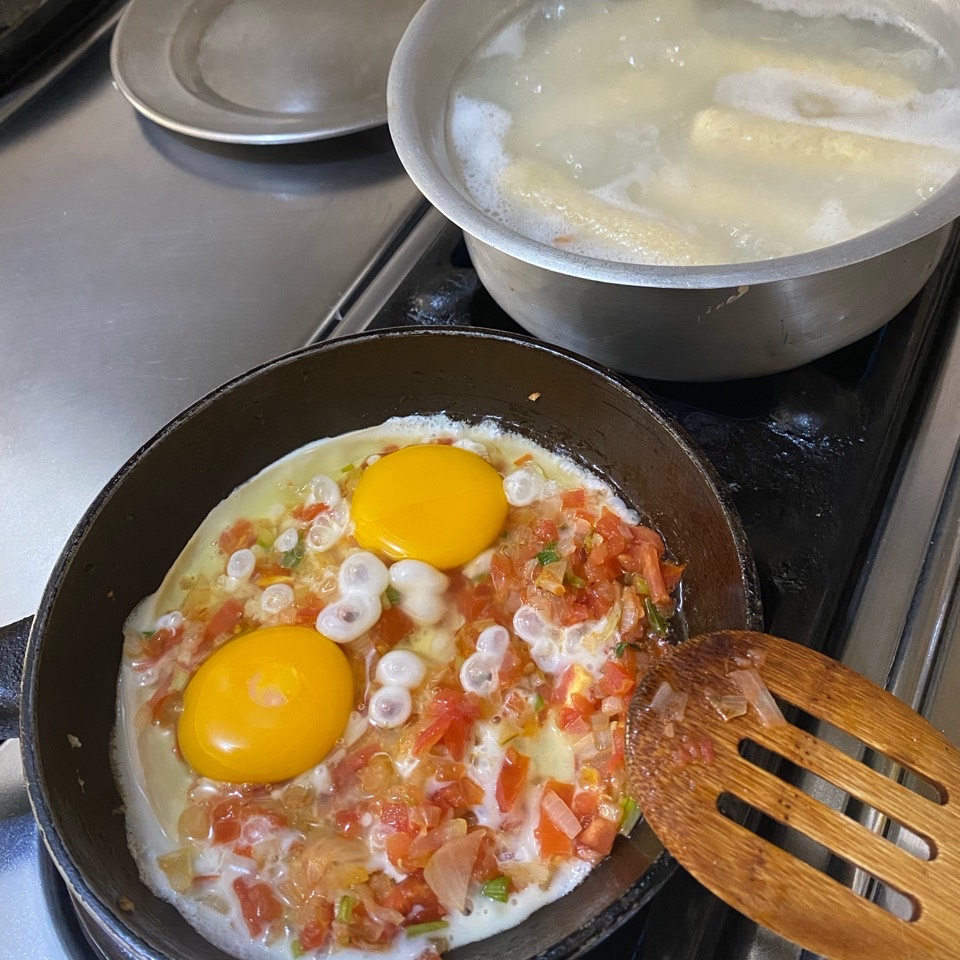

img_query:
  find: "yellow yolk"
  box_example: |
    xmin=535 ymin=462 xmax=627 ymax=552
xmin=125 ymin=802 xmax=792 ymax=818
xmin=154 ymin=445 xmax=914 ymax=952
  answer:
xmin=177 ymin=626 xmax=354 ymax=783
xmin=351 ymin=443 xmax=509 ymax=570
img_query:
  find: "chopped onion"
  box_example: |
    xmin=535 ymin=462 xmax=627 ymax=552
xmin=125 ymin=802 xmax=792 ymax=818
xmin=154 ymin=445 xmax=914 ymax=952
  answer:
xmin=729 ymin=668 xmax=786 ymax=727
xmin=648 ymin=680 xmax=688 ymax=722
xmin=368 ymin=685 xmax=412 ymax=729
xmin=541 ymin=788 xmax=582 ymax=839
xmin=423 ymin=831 xmax=485 ymax=913
xmin=601 ymin=695 xmax=625 ymax=716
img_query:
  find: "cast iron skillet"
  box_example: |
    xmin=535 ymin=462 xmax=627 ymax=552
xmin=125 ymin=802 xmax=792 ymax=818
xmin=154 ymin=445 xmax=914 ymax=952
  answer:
xmin=0 ymin=328 xmax=761 ymax=960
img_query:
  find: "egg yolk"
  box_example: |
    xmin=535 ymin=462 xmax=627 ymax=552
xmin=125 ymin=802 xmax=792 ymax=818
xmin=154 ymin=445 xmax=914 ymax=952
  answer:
xmin=351 ymin=443 xmax=509 ymax=570
xmin=177 ymin=625 xmax=354 ymax=783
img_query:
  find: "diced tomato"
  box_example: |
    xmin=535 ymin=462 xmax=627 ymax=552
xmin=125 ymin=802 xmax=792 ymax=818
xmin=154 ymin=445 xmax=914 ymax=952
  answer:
xmin=371 ymin=604 xmax=415 ymax=649
xmin=632 ymin=524 xmax=665 ymax=554
xmin=211 ymin=798 xmax=241 ymax=844
xmin=295 ymin=593 xmax=324 ymax=625
xmin=595 ymin=510 xmax=628 ymax=556
xmin=571 ymin=790 xmax=599 ymax=820
xmin=470 ymin=829 xmax=500 ymax=884
xmin=433 ymin=778 xmax=485 ymax=811
xmin=232 ymin=877 xmax=283 ymax=938
xmin=532 ymin=519 xmax=559 ymax=544
xmin=138 ymin=626 xmax=181 ymax=663
xmin=331 ymin=743 xmax=380 ymax=790
xmin=557 ymin=692 xmax=595 ymax=731
xmin=200 ymin=597 xmax=245 ymax=652
xmin=585 ymin=579 xmax=618 ymax=619
xmin=535 ymin=781 xmax=575 ymax=859
xmin=577 ymin=816 xmax=618 ymax=857
xmin=660 ymin=560 xmax=686 ymax=593
xmin=385 ymin=832 xmax=413 ymax=872
xmin=335 ymin=809 xmax=365 ymax=838
xmin=609 ymin=724 xmax=625 ymax=773
xmin=497 ymin=648 xmax=523 ymax=687
xmin=292 ymin=501 xmax=328 ymax=522
xmin=218 ymin=519 xmax=256 ymax=555
xmin=414 ymin=690 xmax=479 ymax=761
xmin=381 ymin=802 xmax=411 ymax=833
xmin=382 ymin=872 xmax=445 ymax=924
xmin=638 ymin=542 xmax=668 ymax=604
xmin=561 ymin=488 xmax=586 ymax=509
xmin=488 ymin=552 xmax=513 ymax=594
xmin=599 ymin=660 xmax=635 ymax=698
xmin=299 ymin=902 xmax=334 ymax=952
xmin=495 ymin=746 xmax=530 ymax=813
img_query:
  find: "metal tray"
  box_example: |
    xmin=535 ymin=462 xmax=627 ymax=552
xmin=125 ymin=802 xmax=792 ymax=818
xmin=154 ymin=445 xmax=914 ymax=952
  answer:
xmin=110 ymin=0 xmax=425 ymax=144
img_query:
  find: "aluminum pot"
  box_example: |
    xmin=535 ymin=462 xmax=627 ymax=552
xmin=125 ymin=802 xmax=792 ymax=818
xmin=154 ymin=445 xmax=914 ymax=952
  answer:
xmin=387 ymin=0 xmax=960 ymax=381
xmin=0 ymin=329 xmax=760 ymax=960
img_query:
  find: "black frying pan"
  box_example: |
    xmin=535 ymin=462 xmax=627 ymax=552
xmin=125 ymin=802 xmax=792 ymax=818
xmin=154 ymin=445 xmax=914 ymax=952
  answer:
xmin=0 ymin=328 xmax=761 ymax=960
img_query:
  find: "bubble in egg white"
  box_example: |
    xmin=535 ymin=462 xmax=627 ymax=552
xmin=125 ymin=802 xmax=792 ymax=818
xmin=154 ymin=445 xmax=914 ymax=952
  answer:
xmin=369 ymin=685 xmax=413 ymax=729
xmin=503 ymin=464 xmax=547 ymax=506
xmin=460 ymin=653 xmax=500 ymax=696
xmin=260 ymin=583 xmax=295 ymax=615
xmin=375 ymin=650 xmax=427 ymax=689
xmin=339 ymin=551 xmax=390 ymax=596
xmin=310 ymin=473 xmax=341 ymax=507
xmin=272 ymin=526 xmax=299 ymax=553
xmin=226 ymin=548 xmax=256 ymax=580
xmin=316 ymin=593 xmax=381 ymax=643
xmin=155 ymin=610 xmax=183 ymax=632
xmin=388 ymin=558 xmax=449 ymax=594
xmin=476 ymin=624 xmax=511 ymax=659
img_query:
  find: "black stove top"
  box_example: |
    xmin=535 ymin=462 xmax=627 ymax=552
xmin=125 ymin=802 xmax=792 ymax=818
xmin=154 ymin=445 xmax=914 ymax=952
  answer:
xmin=360 ymin=218 xmax=960 ymax=960
xmin=47 ymin=215 xmax=960 ymax=960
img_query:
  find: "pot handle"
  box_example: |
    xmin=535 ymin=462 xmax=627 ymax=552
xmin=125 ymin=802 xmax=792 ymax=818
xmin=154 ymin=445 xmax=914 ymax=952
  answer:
xmin=0 ymin=617 xmax=31 ymax=740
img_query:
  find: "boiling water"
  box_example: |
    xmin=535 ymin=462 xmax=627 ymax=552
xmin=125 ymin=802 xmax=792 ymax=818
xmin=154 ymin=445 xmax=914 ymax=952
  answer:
xmin=447 ymin=0 xmax=960 ymax=265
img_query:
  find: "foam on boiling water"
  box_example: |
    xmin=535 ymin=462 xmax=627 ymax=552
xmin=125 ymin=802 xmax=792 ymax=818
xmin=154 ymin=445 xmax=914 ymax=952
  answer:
xmin=446 ymin=0 xmax=960 ymax=265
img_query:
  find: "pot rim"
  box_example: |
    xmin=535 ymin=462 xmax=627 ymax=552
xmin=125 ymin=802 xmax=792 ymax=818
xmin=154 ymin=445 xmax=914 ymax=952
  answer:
xmin=387 ymin=0 xmax=960 ymax=289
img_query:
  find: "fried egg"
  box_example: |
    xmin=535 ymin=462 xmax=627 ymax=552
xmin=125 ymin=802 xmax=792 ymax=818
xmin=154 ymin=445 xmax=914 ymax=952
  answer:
xmin=114 ymin=415 xmax=683 ymax=960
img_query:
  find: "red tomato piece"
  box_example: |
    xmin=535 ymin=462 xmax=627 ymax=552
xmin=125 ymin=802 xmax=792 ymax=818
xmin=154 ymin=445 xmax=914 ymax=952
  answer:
xmin=433 ymin=778 xmax=485 ymax=811
xmin=292 ymin=502 xmax=328 ymax=522
xmin=381 ymin=802 xmax=411 ymax=833
xmin=577 ymin=816 xmax=619 ymax=857
xmin=217 ymin=519 xmax=256 ymax=555
xmin=299 ymin=903 xmax=334 ymax=952
xmin=495 ymin=746 xmax=530 ymax=813
xmin=200 ymin=597 xmax=245 ymax=652
xmin=371 ymin=604 xmax=415 ymax=649
xmin=382 ymin=872 xmax=445 ymax=924
xmin=535 ymin=781 xmax=575 ymax=859
xmin=638 ymin=542 xmax=669 ymax=603
xmin=232 ymin=877 xmax=283 ymax=938
xmin=532 ymin=519 xmax=560 ymax=544
xmin=561 ymin=488 xmax=586 ymax=509
xmin=599 ymin=660 xmax=635 ymax=698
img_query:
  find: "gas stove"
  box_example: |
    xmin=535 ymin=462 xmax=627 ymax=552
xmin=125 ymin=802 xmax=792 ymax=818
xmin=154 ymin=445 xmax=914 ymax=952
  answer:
xmin=3 ymin=13 xmax=960 ymax=960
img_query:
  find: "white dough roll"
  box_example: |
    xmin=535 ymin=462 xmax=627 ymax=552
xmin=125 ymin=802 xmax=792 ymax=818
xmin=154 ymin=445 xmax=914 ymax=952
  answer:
xmin=689 ymin=107 xmax=959 ymax=186
xmin=499 ymin=158 xmax=720 ymax=265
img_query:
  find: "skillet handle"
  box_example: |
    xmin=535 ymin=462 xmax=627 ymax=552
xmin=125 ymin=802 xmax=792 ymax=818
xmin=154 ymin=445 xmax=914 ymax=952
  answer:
xmin=0 ymin=617 xmax=31 ymax=740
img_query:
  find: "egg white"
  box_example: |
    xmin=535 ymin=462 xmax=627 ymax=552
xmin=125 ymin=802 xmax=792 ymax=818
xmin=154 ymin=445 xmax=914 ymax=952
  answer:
xmin=114 ymin=415 xmax=641 ymax=960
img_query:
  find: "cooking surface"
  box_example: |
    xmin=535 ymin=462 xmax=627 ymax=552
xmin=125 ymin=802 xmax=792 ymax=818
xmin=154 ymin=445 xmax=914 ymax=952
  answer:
xmin=4 ymin=13 xmax=960 ymax=960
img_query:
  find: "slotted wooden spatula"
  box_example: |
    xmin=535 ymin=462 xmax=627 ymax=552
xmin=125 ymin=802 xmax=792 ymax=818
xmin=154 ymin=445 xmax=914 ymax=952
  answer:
xmin=625 ymin=630 xmax=960 ymax=960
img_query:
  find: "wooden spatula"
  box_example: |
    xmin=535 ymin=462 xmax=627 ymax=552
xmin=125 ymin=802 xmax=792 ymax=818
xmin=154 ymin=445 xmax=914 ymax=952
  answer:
xmin=625 ymin=630 xmax=960 ymax=960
